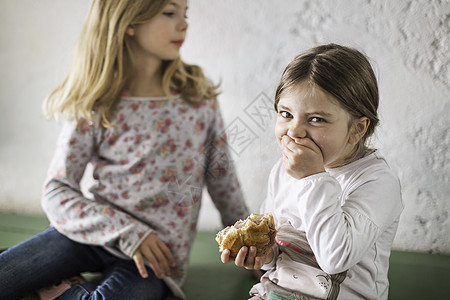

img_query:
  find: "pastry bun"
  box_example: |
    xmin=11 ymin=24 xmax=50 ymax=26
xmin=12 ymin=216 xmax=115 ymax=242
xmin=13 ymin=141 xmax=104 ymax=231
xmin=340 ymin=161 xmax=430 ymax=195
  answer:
xmin=216 ymin=213 xmax=276 ymax=258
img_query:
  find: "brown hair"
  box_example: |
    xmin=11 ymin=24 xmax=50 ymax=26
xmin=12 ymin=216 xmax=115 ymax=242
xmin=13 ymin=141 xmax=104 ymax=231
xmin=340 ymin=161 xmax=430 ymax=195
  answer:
xmin=275 ymin=44 xmax=379 ymax=149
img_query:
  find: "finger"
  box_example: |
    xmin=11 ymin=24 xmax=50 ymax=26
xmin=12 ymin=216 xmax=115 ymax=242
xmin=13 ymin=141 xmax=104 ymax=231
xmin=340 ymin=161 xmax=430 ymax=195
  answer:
xmin=234 ymin=246 xmax=248 ymax=267
xmin=245 ymin=246 xmax=256 ymax=270
xmin=282 ymin=147 xmax=298 ymax=165
xmin=293 ymin=137 xmax=322 ymax=154
xmin=132 ymin=251 xmax=148 ymax=278
xmin=282 ymin=136 xmax=304 ymax=154
xmin=281 ymin=138 xmax=295 ymax=159
xmin=150 ymin=242 xmax=171 ymax=276
xmin=221 ymin=249 xmax=234 ymax=264
xmin=254 ymin=256 xmax=265 ymax=270
xmin=282 ymin=146 xmax=296 ymax=162
xmin=284 ymin=134 xmax=308 ymax=146
xmin=283 ymin=134 xmax=311 ymax=149
xmin=141 ymin=246 xmax=164 ymax=279
xmin=244 ymin=246 xmax=257 ymax=269
xmin=285 ymin=138 xmax=323 ymax=162
xmin=157 ymin=238 xmax=177 ymax=268
xmin=281 ymin=135 xmax=295 ymax=151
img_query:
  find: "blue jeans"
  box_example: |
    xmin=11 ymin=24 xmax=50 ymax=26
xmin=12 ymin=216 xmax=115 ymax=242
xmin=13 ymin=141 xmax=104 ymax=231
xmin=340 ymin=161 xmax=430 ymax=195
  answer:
xmin=0 ymin=227 xmax=169 ymax=300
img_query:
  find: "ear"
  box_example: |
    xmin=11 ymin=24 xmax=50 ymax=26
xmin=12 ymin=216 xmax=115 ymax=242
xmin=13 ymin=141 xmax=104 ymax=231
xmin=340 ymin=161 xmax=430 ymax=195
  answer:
xmin=126 ymin=25 xmax=136 ymax=36
xmin=349 ymin=117 xmax=370 ymax=145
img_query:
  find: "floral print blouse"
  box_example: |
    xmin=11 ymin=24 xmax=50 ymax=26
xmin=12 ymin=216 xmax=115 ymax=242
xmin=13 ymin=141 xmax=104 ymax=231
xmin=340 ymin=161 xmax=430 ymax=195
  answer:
xmin=42 ymin=94 xmax=249 ymax=298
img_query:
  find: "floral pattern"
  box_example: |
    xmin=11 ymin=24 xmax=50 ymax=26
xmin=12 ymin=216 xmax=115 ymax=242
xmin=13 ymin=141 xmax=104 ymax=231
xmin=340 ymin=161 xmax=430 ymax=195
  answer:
xmin=42 ymin=95 xmax=249 ymax=294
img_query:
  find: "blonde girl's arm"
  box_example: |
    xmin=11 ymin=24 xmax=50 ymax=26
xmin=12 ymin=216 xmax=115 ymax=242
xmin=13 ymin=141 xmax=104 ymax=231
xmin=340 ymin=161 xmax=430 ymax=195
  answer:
xmin=204 ymin=98 xmax=249 ymax=225
xmin=41 ymin=119 xmax=151 ymax=258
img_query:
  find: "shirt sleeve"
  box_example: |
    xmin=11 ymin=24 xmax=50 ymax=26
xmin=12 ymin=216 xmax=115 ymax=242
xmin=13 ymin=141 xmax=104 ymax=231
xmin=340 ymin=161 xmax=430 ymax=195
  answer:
xmin=41 ymin=119 xmax=151 ymax=257
xmin=204 ymin=99 xmax=249 ymax=226
xmin=259 ymin=163 xmax=280 ymax=270
xmin=293 ymin=171 xmax=402 ymax=274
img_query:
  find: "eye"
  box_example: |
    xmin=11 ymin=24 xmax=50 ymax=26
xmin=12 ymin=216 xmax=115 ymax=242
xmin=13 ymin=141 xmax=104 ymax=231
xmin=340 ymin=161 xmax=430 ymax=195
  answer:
xmin=162 ymin=11 xmax=175 ymax=17
xmin=280 ymin=111 xmax=293 ymax=119
xmin=310 ymin=117 xmax=326 ymax=123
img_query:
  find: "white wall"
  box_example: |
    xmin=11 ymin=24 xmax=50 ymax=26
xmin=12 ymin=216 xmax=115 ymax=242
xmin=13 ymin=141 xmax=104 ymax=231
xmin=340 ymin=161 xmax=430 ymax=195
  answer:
xmin=0 ymin=0 xmax=449 ymax=254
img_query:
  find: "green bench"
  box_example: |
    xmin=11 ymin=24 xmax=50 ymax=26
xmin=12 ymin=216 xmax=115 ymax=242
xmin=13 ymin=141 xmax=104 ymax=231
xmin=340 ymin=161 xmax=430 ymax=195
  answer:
xmin=1 ymin=213 xmax=449 ymax=299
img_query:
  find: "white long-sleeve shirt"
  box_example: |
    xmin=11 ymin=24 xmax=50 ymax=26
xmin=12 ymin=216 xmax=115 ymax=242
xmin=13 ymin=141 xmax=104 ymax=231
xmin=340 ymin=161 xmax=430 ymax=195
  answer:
xmin=260 ymin=151 xmax=403 ymax=299
xmin=42 ymin=94 xmax=249 ymax=299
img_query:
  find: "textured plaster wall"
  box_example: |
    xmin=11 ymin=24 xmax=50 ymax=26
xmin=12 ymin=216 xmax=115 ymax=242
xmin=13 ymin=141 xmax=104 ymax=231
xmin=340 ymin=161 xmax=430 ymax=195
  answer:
xmin=0 ymin=0 xmax=449 ymax=254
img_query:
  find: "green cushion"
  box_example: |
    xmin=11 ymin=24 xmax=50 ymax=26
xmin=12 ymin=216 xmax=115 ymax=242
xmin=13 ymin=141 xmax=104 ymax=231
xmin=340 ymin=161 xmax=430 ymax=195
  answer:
xmin=1 ymin=213 xmax=449 ymax=299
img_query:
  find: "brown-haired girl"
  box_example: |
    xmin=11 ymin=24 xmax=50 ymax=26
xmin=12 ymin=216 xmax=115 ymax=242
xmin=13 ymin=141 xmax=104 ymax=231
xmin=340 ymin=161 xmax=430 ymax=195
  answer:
xmin=222 ymin=44 xmax=403 ymax=300
xmin=0 ymin=0 xmax=248 ymax=299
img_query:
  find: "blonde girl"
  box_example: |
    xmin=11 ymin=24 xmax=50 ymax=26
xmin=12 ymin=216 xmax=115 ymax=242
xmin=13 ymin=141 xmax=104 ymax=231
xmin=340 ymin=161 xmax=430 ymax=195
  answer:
xmin=221 ymin=44 xmax=403 ymax=300
xmin=0 ymin=0 xmax=248 ymax=299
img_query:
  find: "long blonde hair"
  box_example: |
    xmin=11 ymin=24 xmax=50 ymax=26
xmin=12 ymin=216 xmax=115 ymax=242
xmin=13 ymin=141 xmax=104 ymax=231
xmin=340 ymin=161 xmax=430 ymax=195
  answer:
xmin=44 ymin=0 xmax=219 ymax=127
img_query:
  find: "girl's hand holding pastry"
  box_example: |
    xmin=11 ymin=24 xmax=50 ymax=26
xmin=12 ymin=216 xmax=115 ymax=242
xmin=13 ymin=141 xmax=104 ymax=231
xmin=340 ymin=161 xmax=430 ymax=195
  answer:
xmin=221 ymin=246 xmax=274 ymax=270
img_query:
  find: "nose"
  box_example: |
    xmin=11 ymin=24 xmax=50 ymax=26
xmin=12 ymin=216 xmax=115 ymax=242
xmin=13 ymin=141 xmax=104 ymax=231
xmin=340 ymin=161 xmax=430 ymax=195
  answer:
xmin=178 ymin=17 xmax=188 ymax=32
xmin=287 ymin=121 xmax=307 ymax=140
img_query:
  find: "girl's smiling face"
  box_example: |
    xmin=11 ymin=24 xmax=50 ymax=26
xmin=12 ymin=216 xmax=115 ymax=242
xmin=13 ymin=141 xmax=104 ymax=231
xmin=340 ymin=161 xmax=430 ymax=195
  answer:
xmin=275 ymin=81 xmax=358 ymax=169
